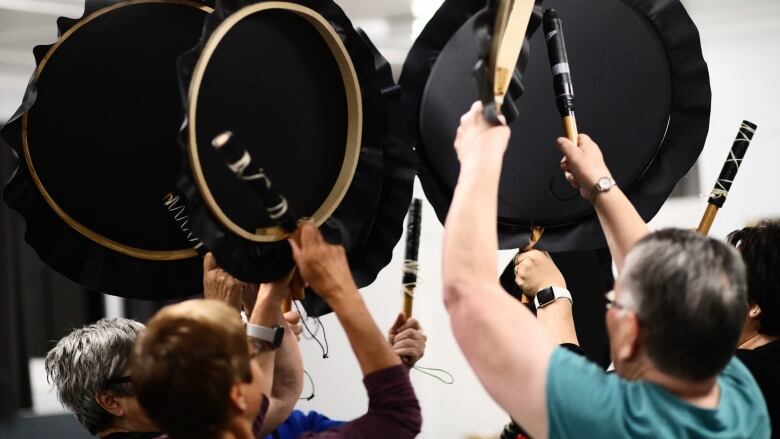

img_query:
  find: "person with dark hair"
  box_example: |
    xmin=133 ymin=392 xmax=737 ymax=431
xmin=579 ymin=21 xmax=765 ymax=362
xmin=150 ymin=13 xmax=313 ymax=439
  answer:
xmin=441 ymin=101 xmax=769 ymax=438
xmin=730 ymin=220 xmax=780 ymax=436
xmin=131 ymin=225 xmax=421 ymax=439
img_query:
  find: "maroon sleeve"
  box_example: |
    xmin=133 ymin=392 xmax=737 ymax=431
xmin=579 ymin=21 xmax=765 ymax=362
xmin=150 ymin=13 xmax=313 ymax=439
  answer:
xmin=251 ymin=394 xmax=271 ymax=437
xmin=300 ymin=365 xmax=421 ymax=439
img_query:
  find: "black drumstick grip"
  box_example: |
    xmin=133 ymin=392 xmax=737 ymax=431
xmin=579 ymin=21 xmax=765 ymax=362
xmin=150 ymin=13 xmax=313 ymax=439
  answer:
xmin=402 ymin=198 xmax=423 ymax=286
xmin=707 ymin=121 xmax=757 ymax=208
xmin=543 ymin=9 xmax=575 ymax=117
xmin=211 ymin=131 xmax=298 ymax=232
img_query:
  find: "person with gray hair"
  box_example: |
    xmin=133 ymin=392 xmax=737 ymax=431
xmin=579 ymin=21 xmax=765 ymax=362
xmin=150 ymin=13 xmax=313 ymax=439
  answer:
xmin=442 ymin=102 xmax=770 ymax=438
xmin=45 ymin=318 xmax=157 ymax=438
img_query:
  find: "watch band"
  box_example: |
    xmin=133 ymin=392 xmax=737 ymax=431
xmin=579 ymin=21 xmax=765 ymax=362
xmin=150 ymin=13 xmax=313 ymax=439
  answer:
xmin=246 ymin=323 xmax=284 ymax=349
xmin=589 ymin=177 xmax=616 ymax=202
xmin=533 ymin=286 xmax=573 ymax=310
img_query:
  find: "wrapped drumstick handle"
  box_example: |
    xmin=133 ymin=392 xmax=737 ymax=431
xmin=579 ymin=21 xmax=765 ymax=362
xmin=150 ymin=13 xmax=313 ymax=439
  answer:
xmin=544 ymin=9 xmax=578 ymax=142
xmin=211 ymin=131 xmax=298 ymax=233
xmin=697 ymin=121 xmax=757 ymax=235
xmin=402 ymin=199 xmax=422 ymax=317
xmin=212 ymin=131 xmax=303 ymax=310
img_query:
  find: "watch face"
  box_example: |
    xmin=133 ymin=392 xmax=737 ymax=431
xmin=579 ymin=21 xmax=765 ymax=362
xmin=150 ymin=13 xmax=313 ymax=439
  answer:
xmin=272 ymin=326 xmax=284 ymax=348
xmin=537 ymin=287 xmax=555 ymax=305
xmin=598 ymin=177 xmax=612 ymax=190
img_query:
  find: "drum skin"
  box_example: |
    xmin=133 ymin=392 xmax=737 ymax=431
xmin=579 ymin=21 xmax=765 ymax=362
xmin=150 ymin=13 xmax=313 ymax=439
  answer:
xmin=1 ymin=0 xmax=212 ymax=299
xmin=178 ymin=0 xmax=415 ymax=314
xmin=401 ymin=0 xmax=711 ymax=252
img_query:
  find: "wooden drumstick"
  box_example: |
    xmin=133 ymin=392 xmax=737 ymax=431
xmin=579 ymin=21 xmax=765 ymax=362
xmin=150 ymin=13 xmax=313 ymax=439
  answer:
xmin=696 ymin=121 xmax=757 ymax=235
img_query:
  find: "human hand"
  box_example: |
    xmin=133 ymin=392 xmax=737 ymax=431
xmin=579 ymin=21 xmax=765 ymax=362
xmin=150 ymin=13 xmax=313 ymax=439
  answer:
xmin=454 ymin=101 xmax=510 ymax=165
xmin=514 ymin=250 xmax=566 ymax=298
xmin=288 ymin=222 xmax=357 ymax=302
xmin=388 ymin=312 xmax=427 ymax=367
xmin=556 ymin=134 xmax=612 ymax=201
xmin=283 ymin=311 xmax=303 ymax=341
xmin=203 ymin=252 xmax=258 ymax=313
xmin=257 ymin=270 xmax=295 ymax=306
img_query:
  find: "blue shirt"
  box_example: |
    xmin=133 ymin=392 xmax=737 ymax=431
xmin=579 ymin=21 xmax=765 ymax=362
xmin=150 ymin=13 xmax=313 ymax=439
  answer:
xmin=546 ymin=347 xmax=771 ymax=438
xmin=265 ymin=409 xmax=344 ymax=439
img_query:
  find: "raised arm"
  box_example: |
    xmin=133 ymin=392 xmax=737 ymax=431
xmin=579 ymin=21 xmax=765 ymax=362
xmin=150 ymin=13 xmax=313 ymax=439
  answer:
xmin=556 ymin=135 xmax=649 ymax=272
xmin=290 ymin=223 xmax=400 ymax=375
xmin=514 ymin=250 xmax=579 ymax=346
xmin=256 ymin=310 xmax=304 ymax=436
xmin=291 ymin=224 xmax=421 ymax=439
xmin=441 ymin=102 xmax=557 ymax=439
xmin=203 ymin=254 xmax=302 ymax=434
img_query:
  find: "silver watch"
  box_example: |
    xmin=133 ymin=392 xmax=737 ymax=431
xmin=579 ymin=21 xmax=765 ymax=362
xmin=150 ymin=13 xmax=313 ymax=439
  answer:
xmin=590 ymin=176 xmax=616 ymax=202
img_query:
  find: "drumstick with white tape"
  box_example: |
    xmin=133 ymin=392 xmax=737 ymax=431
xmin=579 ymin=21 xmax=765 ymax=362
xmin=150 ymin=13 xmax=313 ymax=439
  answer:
xmin=697 ymin=121 xmax=757 ymax=235
xmin=212 ymin=131 xmax=304 ymax=311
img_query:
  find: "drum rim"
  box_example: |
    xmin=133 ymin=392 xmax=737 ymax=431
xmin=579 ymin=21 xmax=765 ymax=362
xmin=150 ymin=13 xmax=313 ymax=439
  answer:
xmin=187 ymin=1 xmax=363 ymax=243
xmin=20 ymin=0 xmax=211 ymax=261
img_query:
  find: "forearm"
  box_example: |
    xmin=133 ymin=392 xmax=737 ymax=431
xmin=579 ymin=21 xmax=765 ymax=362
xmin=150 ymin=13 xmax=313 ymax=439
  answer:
xmin=592 ymin=188 xmax=649 ymax=272
xmin=442 ymin=147 xmax=505 ymax=303
xmin=300 ymin=365 xmax=421 ymax=439
xmin=258 ymin=320 xmax=303 ymax=436
xmin=536 ymin=300 xmax=578 ymax=346
xmin=329 ymin=292 xmax=401 ymax=376
xmin=249 ymin=293 xmax=284 ymax=397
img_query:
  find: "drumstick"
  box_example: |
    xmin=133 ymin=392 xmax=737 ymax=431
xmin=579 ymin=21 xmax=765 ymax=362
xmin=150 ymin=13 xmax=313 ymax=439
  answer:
xmin=510 ymin=10 xmax=574 ymax=306
xmin=473 ymin=0 xmax=537 ymax=124
xmin=697 ymin=121 xmax=757 ymax=235
xmin=544 ymin=9 xmax=578 ymax=144
xmin=212 ymin=131 xmax=305 ymax=310
xmin=401 ymin=199 xmax=422 ymax=318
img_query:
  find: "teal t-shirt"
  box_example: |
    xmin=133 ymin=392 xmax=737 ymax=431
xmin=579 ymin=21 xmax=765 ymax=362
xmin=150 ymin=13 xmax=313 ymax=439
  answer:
xmin=546 ymin=347 xmax=770 ymax=438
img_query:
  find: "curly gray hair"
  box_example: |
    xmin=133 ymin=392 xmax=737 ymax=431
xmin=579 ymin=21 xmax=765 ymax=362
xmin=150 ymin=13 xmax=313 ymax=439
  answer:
xmin=45 ymin=318 xmax=145 ymax=434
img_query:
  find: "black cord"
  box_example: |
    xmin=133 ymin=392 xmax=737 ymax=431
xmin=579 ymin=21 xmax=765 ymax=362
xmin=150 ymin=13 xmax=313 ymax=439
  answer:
xmin=410 ymin=364 xmax=455 ymax=384
xmin=298 ymin=369 xmax=315 ymax=401
xmin=293 ymin=300 xmax=329 ymax=358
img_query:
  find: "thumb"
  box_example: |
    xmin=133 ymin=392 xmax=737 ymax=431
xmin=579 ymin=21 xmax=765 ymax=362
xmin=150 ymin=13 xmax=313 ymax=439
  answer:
xmin=288 ymin=238 xmax=302 ymax=262
xmin=389 ymin=312 xmax=406 ymax=334
xmin=203 ymin=252 xmax=218 ymax=272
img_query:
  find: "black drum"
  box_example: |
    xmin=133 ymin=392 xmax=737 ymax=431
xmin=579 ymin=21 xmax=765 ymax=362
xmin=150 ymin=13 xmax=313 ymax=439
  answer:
xmin=2 ymin=0 xmax=211 ymax=299
xmin=401 ymin=0 xmax=711 ymax=252
xmin=177 ymin=0 xmax=415 ymax=313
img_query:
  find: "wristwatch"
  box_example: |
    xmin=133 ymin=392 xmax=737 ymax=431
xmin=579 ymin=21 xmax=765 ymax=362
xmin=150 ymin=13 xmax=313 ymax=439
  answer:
xmin=246 ymin=323 xmax=284 ymax=350
xmin=590 ymin=176 xmax=616 ymax=202
xmin=534 ymin=286 xmax=573 ymax=310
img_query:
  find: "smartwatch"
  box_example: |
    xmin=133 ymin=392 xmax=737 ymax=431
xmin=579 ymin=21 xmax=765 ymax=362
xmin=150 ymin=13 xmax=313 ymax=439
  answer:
xmin=246 ymin=323 xmax=284 ymax=350
xmin=534 ymin=286 xmax=573 ymax=310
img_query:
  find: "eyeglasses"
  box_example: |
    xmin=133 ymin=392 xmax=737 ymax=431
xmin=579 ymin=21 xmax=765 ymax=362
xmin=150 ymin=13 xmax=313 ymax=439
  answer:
xmin=605 ymin=290 xmax=627 ymax=311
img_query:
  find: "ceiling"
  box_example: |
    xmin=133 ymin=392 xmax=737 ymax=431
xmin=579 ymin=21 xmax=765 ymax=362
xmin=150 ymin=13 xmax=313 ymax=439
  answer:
xmin=1 ymin=0 xmax=779 ymax=120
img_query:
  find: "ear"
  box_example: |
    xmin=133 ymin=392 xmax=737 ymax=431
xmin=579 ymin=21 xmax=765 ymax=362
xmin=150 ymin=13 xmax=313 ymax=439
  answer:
xmin=749 ymin=303 xmax=762 ymax=320
xmin=617 ymin=311 xmax=642 ymax=362
xmin=229 ymin=382 xmax=247 ymax=413
xmin=95 ymin=390 xmax=126 ymax=417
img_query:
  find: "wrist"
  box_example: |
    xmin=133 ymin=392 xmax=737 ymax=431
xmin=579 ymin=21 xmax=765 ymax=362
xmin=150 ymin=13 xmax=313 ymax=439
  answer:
xmin=327 ymin=289 xmax=362 ymax=313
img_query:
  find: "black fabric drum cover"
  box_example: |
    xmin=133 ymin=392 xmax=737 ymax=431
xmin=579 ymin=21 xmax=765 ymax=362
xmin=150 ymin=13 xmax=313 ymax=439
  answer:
xmin=401 ymin=0 xmax=711 ymax=252
xmin=1 ymin=0 xmax=211 ymax=299
xmin=178 ymin=0 xmax=415 ymax=314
